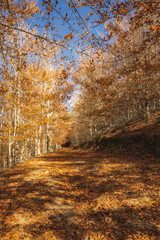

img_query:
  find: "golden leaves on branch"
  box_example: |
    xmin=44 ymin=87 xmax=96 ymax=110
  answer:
xmin=64 ymin=32 xmax=74 ymax=41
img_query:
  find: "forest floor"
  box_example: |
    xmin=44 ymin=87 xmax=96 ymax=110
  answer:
xmin=0 ymin=148 xmax=160 ymax=240
xmin=76 ymin=113 xmax=160 ymax=159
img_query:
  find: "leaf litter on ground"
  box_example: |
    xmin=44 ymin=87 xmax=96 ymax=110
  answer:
xmin=0 ymin=149 xmax=159 ymax=239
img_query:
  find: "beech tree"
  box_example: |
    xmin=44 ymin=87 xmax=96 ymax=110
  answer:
xmin=69 ymin=0 xmax=160 ymax=144
xmin=0 ymin=22 xmax=73 ymax=170
xmin=1 ymin=0 xmax=160 ymax=168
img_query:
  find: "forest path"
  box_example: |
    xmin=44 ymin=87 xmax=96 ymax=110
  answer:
xmin=0 ymin=149 xmax=159 ymax=240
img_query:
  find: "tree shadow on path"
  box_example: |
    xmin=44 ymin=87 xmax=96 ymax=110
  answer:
xmin=0 ymin=149 xmax=159 ymax=239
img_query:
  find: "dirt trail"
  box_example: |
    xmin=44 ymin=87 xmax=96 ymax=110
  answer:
xmin=0 ymin=149 xmax=159 ymax=240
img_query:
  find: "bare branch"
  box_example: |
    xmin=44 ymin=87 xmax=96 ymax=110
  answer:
xmin=0 ymin=22 xmax=92 ymax=58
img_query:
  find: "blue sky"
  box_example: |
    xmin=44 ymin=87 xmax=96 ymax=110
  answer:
xmin=27 ymin=0 xmax=106 ymax=61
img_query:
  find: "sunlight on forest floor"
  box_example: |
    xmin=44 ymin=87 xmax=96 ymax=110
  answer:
xmin=0 ymin=149 xmax=159 ymax=240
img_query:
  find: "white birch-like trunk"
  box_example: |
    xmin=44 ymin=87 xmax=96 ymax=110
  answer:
xmin=8 ymin=129 xmax=12 ymax=167
xmin=35 ymin=130 xmax=38 ymax=156
xmin=0 ymin=104 xmax=4 ymax=129
xmin=12 ymin=69 xmax=20 ymax=165
xmin=37 ymin=126 xmax=41 ymax=155
xmin=46 ymin=99 xmax=51 ymax=152
xmin=43 ymin=129 xmax=46 ymax=154
xmin=20 ymin=142 xmax=25 ymax=163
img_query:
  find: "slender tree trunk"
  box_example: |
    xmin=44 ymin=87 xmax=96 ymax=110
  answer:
xmin=43 ymin=129 xmax=46 ymax=154
xmin=35 ymin=129 xmax=38 ymax=156
xmin=46 ymin=100 xmax=50 ymax=152
xmin=8 ymin=129 xmax=12 ymax=167
xmin=37 ymin=126 xmax=41 ymax=155
xmin=89 ymin=121 xmax=93 ymax=138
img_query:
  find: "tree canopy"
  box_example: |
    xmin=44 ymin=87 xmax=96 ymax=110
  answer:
xmin=0 ymin=0 xmax=160 ymax=169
